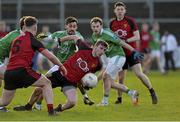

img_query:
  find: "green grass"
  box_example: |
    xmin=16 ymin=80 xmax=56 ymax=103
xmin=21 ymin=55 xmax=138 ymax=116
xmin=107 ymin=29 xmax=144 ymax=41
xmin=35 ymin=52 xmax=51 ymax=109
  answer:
xmin=0 ymin=70 xmax=180 ymax=121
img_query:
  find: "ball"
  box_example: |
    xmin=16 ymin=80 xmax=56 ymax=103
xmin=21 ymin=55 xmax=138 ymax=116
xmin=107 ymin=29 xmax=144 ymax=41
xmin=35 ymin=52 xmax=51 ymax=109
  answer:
xmin=81 ymin=73 xmax=98 ymax=88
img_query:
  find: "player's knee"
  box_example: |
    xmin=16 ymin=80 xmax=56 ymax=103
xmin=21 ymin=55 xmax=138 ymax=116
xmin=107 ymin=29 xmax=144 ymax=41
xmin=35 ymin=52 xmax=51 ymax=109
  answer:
xmin=103 ymin=73 xmax=110 ymax=80
xmin=1 ymin=100 xmax=10 ymax=106
xmin=68 ymin=100 xmax=76 ymax=107
xmin=43 ymin=78 xmax=52 ymax=88
xmin=110 ymin=82 xmax=116 ymax=88
xmin=118 ymin=77 xmax=124 ymax=84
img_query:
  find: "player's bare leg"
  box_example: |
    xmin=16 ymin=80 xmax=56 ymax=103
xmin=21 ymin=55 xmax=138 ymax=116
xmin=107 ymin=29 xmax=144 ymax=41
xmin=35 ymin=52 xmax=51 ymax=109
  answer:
xmin=115 ymin=70 xmax=127 ymax=104
xmin=0 ymin=89 xmax=16 ymax=112
xmin=98 ymin=73 xmax=112 ymax=106
xmin=54 ymin=87 xmax=77 ymax=112
xmin=111 ymin=78 xmax=139 ymax=105
xmin=32 ymin=75 xmax=55 ymax=115
xmin=142 ymin=54 xmax=152 ymax=74
xmin=34 ymin=93 xmax=43 ymax=110
xmin=0 ymin=64 xmax=7 ymax=87
xmin=14 ymin=87 xmax=43 ymax=111
xmin=132 ymin=63 xmax=158 ymax=104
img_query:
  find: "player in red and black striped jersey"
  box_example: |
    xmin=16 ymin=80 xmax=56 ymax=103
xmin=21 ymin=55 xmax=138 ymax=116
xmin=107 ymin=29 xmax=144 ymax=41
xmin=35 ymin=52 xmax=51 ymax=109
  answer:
xmin=110 ymin=2 xmax=158 ymax=104
xmin=0 ymin=16 xmax=66 ymax=115
xmin=140 ymin=23 xmax=152 ymax=74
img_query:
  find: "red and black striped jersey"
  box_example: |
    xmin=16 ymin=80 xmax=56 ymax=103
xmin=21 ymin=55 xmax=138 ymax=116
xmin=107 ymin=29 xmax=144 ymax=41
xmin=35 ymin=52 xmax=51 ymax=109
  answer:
xmin=63 ymin=39 xmax=101 ymax=84
xmin=7 ymin=31 xmax=45 ymax=70
xmin=109 ymin=16 xmax=139 ymax=56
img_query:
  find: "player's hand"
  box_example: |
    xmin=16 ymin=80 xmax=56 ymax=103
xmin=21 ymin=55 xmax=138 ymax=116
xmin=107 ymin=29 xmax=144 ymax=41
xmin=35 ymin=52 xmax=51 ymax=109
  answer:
xmin=68 ymin=35 xmax=81 ymax=41
xmin=59 ymin=65 xmax=67 ymax=76
xmin=133 ymin=51 xmax=144 ymax=61
xmin=36 ymin=33 xmax=48 ymax=41
xmin=83 ymin=96 xmax=95 ymax=106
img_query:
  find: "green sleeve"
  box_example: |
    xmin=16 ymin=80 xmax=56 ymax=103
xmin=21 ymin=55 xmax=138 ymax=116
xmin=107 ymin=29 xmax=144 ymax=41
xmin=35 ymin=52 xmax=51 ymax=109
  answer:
xmin=75 ymin=31 xmax=84 ymax=40
xmin=51 ymin=31 xmax=65 ymax=40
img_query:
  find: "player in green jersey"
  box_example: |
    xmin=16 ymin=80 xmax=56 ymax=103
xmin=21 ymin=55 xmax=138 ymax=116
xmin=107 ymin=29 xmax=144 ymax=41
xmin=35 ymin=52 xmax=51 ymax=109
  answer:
xmin=90 ymin=17 xmax=144 ymax=106
xmin=49 ymin=17 xmax=84 ymax=63
xmin=149 ymin=22 xmax=165 ymax=74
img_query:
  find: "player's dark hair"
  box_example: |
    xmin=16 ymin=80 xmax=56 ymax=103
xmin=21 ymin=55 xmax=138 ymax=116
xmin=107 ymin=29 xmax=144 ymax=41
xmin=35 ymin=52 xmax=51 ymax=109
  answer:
xmin=24 ymin=16 xmax=38 ymax=27
xmin=19 ymin=16 xmax=28 ymax=29
xmin=95 ymin=39 xmax=109 ymax=49
xmin=90 ymin=17 xmax=103 ymax=25
xmin=114 ymin=2 xmax=126 ymax=9
xmin=65 ymin=16 xmax=78 ymax=25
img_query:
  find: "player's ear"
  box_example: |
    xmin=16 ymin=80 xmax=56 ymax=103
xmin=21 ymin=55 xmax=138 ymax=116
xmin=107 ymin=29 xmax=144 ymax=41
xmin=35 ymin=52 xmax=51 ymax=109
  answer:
xmin=65 ymin=24 xmax=68 ymax=30
xmin=114 ymin=7 xmax=117 ymax=14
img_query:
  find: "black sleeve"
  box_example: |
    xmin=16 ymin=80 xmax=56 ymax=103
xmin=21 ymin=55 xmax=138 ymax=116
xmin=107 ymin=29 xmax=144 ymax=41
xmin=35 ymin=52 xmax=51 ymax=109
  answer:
xmin=30 ymin=35 xmax=45 ymax=52
xmin=76 ymin=39 xmax=92 ymax=50
xmin=95 ymin=60 xmax=102 ymax=72
xmin=91 ymin=60 xmax=102 ymax=73
xmin=109 ymin=18 xmax=115 ymax=30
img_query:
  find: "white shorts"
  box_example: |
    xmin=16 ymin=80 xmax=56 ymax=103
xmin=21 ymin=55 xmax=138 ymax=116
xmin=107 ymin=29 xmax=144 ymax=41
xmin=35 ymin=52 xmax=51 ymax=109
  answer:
xmin=46 ymin=65 xmax=59 ymax=75
xmin=151 ymin=50 xmax=161 ymax=58
xmin=105 ymin=56 xmax=126 ymax=80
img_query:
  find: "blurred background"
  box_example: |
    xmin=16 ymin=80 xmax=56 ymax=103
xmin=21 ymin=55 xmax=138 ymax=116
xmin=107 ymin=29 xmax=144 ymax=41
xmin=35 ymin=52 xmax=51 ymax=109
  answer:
xmin=0 ymin=0 xmax=180 ymax=40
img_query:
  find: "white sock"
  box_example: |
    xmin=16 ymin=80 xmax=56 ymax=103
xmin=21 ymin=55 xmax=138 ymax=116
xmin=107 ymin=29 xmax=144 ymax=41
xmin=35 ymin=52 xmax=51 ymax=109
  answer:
xmin=0 ymin=106 xmax=4 ymax=109
xmin=127 ymin=90 xmax=134 ymax=96
xmin=103 ymin=95 xmax=109 ymax=103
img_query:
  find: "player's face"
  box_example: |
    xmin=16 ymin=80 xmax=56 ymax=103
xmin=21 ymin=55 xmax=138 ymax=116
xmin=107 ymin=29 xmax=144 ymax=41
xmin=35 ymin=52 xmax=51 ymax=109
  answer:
xmin=114 ymin=6 xmax=126 ymax=18
xmin=153 ymin=23 xmax=160 ymax=31
xmin=141 ymin=23 xmax=149 ymax=32
xmin=31 ymin=24 xmax=37 ymax=36
xmin=91 ymin=22 xmax=102 ymax=35
xmin=94 ymin=44 xmax=106 ymax=57
xmin=65 ymin=22 xmax=78 ymax=35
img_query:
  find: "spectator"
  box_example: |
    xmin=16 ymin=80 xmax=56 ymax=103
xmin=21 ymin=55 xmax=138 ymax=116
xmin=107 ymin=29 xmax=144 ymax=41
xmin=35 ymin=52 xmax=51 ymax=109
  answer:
xmin=161 ymin=30 xmax=177 ymax=72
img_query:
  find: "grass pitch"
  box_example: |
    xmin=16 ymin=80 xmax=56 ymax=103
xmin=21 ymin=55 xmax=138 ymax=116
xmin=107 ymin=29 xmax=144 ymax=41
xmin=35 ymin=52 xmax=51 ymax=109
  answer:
xmin=0 ymin=70 xmax=180 ymax=121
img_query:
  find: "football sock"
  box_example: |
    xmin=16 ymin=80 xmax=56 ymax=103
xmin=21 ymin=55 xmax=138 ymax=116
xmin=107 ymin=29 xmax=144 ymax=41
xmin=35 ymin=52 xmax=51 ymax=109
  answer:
xmin=47 ymin=104 xmax=53 ymax=113
xmin=103 ymin=94 xmax=109 ymax=103
xmin=117 ymin=97 xmax=122 ymax=102
xmin=149 ymin=88 xmax=155 ymax=94
xmin=36 ymin=101 xmax=42 ymax=105
xmin=127 ymin=90 xmax=134 ymax=96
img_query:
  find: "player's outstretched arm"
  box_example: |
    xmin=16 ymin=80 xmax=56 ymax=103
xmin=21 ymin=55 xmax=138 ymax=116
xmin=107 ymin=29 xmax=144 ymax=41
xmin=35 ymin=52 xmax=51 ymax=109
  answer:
xmin=41 ymin=49 xmax=67 ymax=75
xmin=119 ymin=39 xmax=135 ymax=52
xmin=59 ymin=35 xmax=80 ymax=43
xmin=126 ymin=30 xmax=140 ymax=43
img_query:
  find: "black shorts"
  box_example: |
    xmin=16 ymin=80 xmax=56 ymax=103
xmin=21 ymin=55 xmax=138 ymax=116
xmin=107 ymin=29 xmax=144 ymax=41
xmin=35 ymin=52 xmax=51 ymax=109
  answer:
xmin=47 ymin=70 xmax=77 ymax=89
xmin=122 ymin=53 xmax=140 ymax=70
xmin=4 ymin=67 xmax=41 ymax=90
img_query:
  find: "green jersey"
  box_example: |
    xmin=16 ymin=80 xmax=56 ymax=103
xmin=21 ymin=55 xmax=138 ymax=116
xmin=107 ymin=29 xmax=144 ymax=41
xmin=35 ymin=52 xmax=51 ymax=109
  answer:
xmin=0 ymin=29 xmax=21 ymax=62
xmin=50 ymin=30 xmax=84 ymax=63
xmin=91 ymin=28 xmax=125 ymax=57
xmin=150 ymin=30 xmax=161 ymax=50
